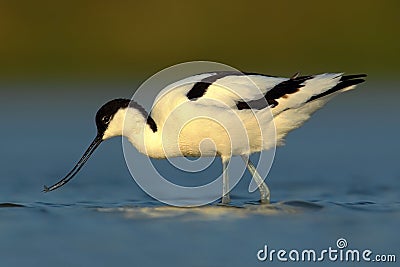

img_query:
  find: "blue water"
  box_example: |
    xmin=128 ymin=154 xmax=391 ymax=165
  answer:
xmin=1 ymin=80 xmax=399 ymax=266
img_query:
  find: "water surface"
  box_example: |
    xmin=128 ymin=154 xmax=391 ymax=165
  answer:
xmin=0 ymin=80 xmax=399 ymax=266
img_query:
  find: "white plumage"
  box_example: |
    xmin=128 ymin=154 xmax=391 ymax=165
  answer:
xmin=44 ymin=71 xmax=366 ymax=204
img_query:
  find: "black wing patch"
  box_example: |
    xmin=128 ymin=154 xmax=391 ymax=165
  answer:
xmin=236 ymin=75 xmax=312 ymax=110
xmin=306 ymin=74 xmax=366 ymax=103
xmin=186 ymin=71 xmax=241 ymax=100
xmin=186 ymin=71 xmax=275 ymax=100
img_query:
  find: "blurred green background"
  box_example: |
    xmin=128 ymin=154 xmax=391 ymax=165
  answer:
xmin=0 ymin=1 xmax=399 ymax=82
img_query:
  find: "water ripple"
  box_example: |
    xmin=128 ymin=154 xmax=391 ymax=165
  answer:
xmin=95 ymin=200 xmax=324 ymax=220
xmin=0 ymin=202 xmax=25 ymax=208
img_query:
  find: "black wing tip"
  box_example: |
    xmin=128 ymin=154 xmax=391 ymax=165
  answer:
xmin=340 ymin=73 xmax=367 ymax=81
xmin=43 ymin=185 xmax=50 ymax=193
xmin=307 ymin=74 xmax=366 ymax=103
xmin=338 ymin=75 xmax=367 ymax=88
xmin=345 ymin=78 xmax=366 ymax=86
xmin=335 ymin=73 xmax=367 ymax=89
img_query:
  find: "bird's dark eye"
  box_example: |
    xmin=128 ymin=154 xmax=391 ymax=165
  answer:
xmin=102 ymin=115 xmax=111 ymax=124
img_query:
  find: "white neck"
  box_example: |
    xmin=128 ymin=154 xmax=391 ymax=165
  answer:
xmin=122 ymin=107 xmax=165 ymax=158
xmin=103 ymin=107 xmax=182 ymax=158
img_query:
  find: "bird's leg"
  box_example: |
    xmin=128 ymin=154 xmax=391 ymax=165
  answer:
xmin=241 ymin=155 xmax=270 ymax=204
xmin=221 ymin=157 xmax=230 ymax=204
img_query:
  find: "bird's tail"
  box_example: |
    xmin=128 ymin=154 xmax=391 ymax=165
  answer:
xmin=307 ymin=74 xmax=367 ymax=102
xmin=273 ymin=73 xmax=366 ymax=145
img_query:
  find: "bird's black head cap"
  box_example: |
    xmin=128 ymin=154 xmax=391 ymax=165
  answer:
xmin=95 ymin=98 xmax=130 ymax=136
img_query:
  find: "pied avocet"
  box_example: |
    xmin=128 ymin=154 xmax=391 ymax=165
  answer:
xmin=44 ymin=71 xmax=366 ymax=204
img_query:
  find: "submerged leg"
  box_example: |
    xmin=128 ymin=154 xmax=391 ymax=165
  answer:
xmin=241 ymin=155 xmax=270 ymax=204
xmin=221 ymin=157 xmax=230 ymax=204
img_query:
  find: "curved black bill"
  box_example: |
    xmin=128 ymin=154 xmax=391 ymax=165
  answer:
xmin=43 ymin=134 xmax=103 ymax=192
